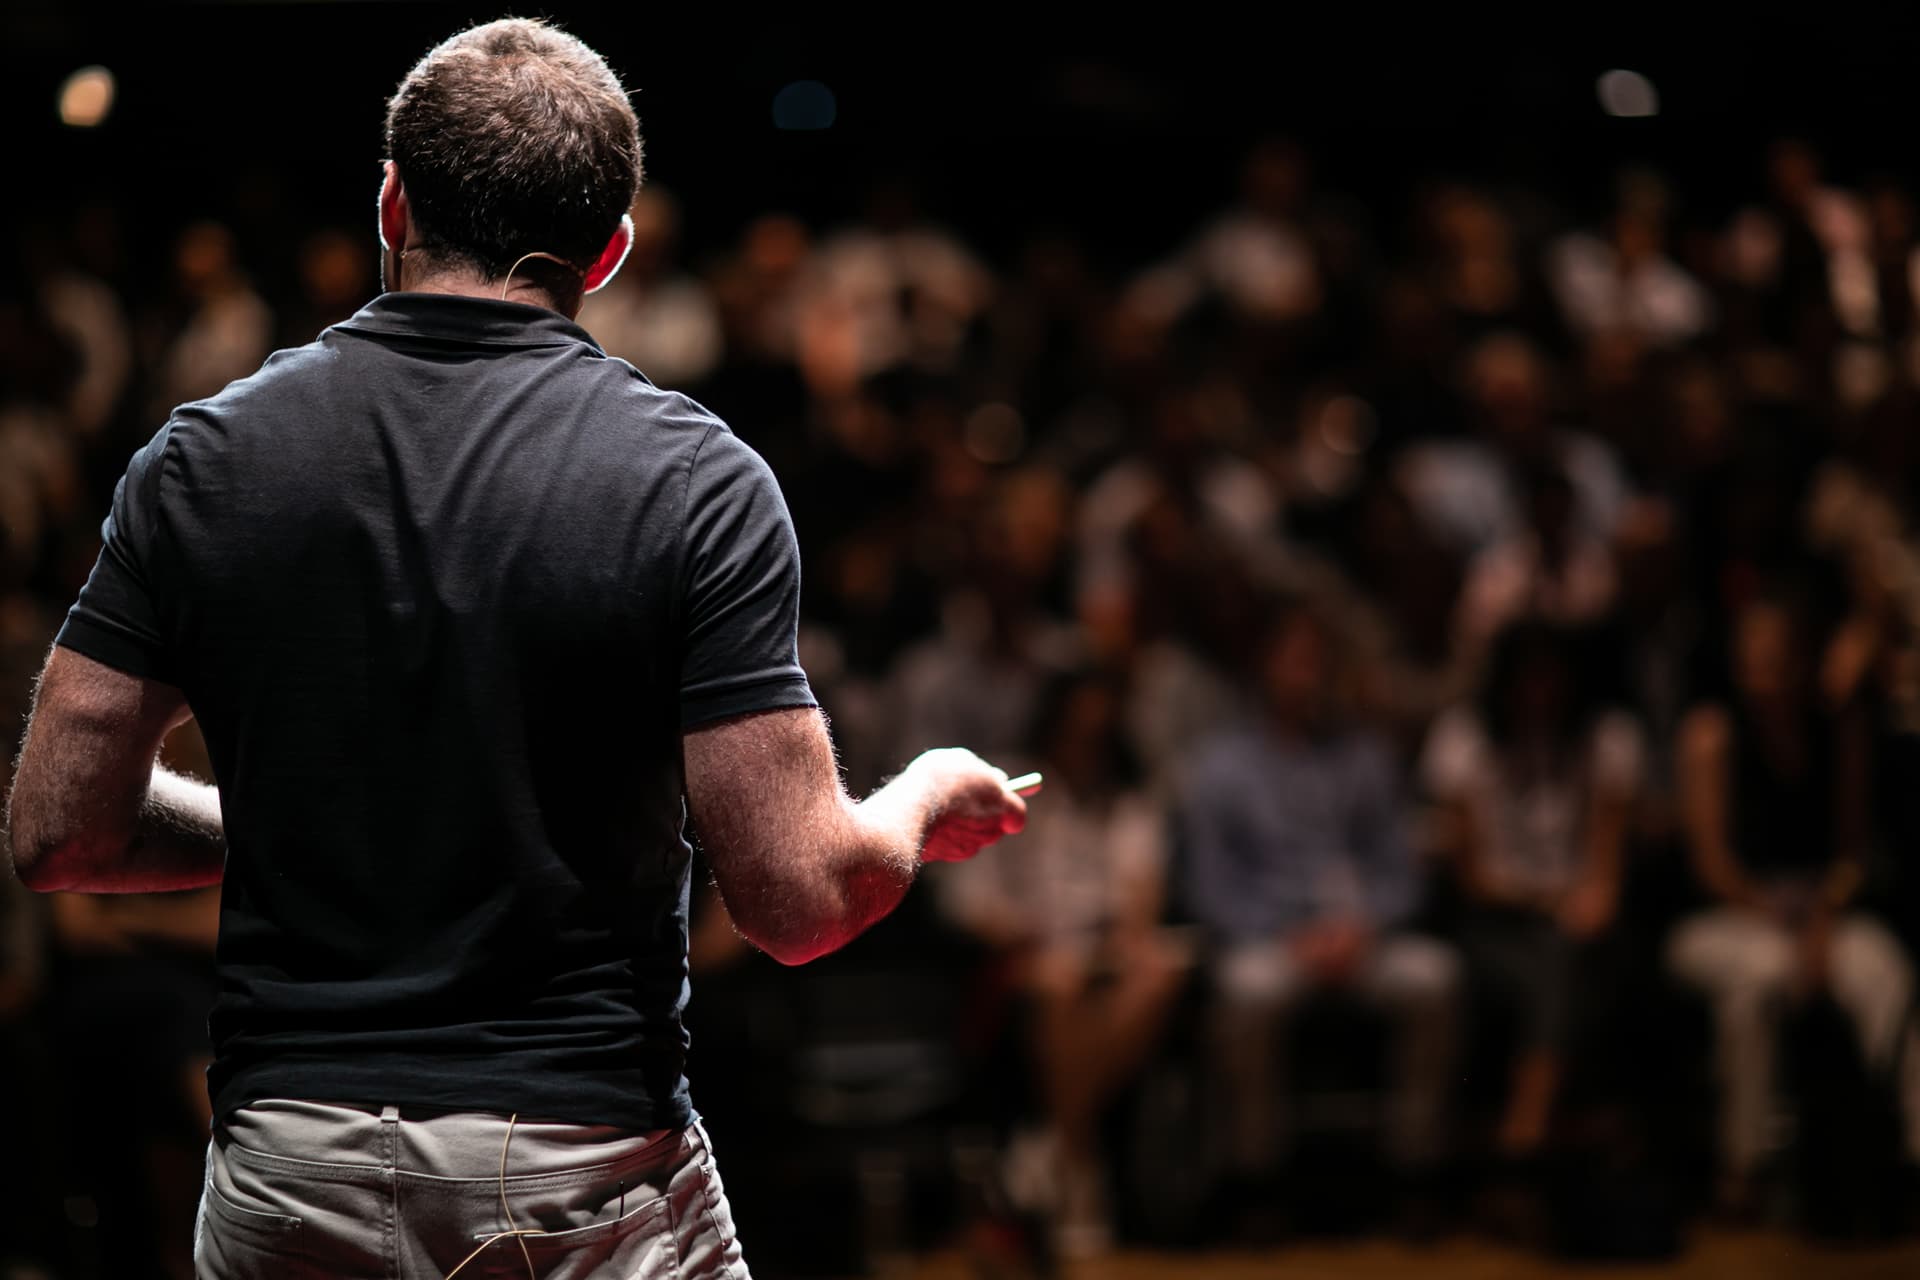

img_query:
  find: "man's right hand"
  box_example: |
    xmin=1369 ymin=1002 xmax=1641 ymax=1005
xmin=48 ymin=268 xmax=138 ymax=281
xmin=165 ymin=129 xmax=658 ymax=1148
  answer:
xmin=902 ymin=748 xmax=1028 ymax=863
xmin=685 ymin=709 xmax=1030 ymax=965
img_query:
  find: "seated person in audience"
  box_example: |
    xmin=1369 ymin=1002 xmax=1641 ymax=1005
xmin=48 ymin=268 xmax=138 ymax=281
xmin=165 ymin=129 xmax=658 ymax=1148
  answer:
xmin=1179 ymin=603 xmax=1461 ymax=1195
xmin=0 ymin=859 xmax=64 ymax=1271
xmin=940 ymin=670 xmax=1190 ymax=1257
xmin=51 ymin=886 xmax=219 ymax=1280
xmin=40 ymin=729 xmax=220 ymax=1280
xmin=1669 ymin=594 xmax=1920 ymax=1212
xmin=1423 ymin=621 xmax=1640 ymax=1158
xmin=1454 ymin=463 xmax=1618 ymax=658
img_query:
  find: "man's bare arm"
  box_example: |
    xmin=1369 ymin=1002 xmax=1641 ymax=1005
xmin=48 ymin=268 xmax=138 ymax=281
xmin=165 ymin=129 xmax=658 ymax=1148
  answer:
xmin=1676 ymin=705 xmax=1760 ymax=911
xmin=7 ymin=646 xmax=224 ymax=894
xmin=683 ymin=706 xmax=1025 ymax=965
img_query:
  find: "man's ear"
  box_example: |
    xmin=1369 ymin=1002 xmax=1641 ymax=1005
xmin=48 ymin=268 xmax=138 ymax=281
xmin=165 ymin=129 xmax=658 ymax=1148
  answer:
xmin=379 ymin=161 xmax=410 ymax=255
xmin=581 ymin=213 xmax=634 ymax=296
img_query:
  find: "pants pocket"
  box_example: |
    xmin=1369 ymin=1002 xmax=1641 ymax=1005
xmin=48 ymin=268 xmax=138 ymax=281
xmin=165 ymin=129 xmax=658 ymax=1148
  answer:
xmin=459 ymin=1192 xmax=672 ymax=1279
xmin=195 ymin=1151 xmax=308 ymax=1280
xmin=668 ymin=1127 xmax=750 ymax=1279
xmin=204 ymin=1144 xmax=306 ymax=1235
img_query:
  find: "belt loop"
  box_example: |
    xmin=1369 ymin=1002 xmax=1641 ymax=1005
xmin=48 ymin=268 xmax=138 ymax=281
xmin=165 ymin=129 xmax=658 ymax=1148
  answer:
xmin=380 ymin=1104 xmax=400 ymax=1174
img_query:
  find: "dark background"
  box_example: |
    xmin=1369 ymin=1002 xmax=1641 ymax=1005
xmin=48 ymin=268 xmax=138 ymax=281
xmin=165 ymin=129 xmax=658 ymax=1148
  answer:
xmin=11 ymin=6 xmax=1920 ymax=1279
xmin=8 ymin=5 xmax=1920 ymax=275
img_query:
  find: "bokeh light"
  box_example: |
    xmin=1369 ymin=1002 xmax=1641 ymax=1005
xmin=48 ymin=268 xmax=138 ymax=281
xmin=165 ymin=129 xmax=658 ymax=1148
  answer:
xmin=772 ymin=80 xmax=836 ymax=131
xmin=57 ymin=65 xmax=116 ymax=128
xmin=1596 ymin=68 xmax=1659 ymax=118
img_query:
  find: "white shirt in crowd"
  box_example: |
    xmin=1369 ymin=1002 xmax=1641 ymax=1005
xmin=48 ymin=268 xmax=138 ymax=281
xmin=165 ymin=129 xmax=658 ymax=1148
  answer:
xmin=940 ymin=786 xmax=1165 ymax=948
xmin=1420 ymin=707 xmax=1644 ymax=903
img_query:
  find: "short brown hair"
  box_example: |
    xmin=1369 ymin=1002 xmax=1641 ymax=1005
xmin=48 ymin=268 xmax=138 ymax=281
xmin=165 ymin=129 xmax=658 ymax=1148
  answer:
xmin=385 ymin=18 xmax=642 ymax=281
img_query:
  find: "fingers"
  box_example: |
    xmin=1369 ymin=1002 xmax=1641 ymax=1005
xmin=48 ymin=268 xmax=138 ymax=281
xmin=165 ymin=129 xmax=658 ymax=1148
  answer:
xmin=913 ymin=749 xmax=1034 ymax=857
xmin=976 ymin=774 xmax=1027 ymax=835
xmin=981 ymin=764 xmax=1029 ymax=835
xmin=924 ymin=819 xmax=1011 ymax=863
xmin=923 ymin=789 xmax=1027 ymax=862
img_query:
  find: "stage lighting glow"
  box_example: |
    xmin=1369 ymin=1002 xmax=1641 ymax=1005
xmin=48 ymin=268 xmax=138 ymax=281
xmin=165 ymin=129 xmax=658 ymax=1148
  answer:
xmin=58 ymin=65 xmax=116 ymax=128
xmin=773 ymin=81 xmax=836 ymax=131
xmin=1597 ymin=69 xmax=1658 ymax=118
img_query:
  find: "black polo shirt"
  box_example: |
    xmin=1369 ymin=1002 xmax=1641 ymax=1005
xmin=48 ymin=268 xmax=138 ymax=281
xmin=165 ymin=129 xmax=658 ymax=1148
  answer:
xmin=55 ymin=292 xmax=816 ymax=1129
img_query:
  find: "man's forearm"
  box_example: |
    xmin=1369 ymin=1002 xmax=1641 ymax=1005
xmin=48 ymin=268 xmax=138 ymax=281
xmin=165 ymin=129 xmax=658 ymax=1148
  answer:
xmin=686 ymin=709 xmax=1024 ymax=967
xmin=11 ymin=764 xmax=224 ymax=894
xmin=732 ymin=752 xmax=1008 ymax=965
xmin=829 ymin=768 xmax=943 ymax=931
xmin=753 ymin=768 xmax=937 ymax=966
xmin=127 ymin=766 xmax=226 ymax=889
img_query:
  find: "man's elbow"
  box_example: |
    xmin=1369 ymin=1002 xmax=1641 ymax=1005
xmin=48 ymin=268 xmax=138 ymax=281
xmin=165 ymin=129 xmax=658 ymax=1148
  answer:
xmin=8 ymin=831 xmax=74 ymax=893
xmin=759 ymin=936 xmax=833 ymax=967
xmin=6 ymin=811 xmax=107 ymax=893
xmin=727 ymin=901 xmax=851 ymax=967
xmin=712 ymin=856 xmax=889 ymax=966
xmin=740 ymin=920 xmax=842 ymax=967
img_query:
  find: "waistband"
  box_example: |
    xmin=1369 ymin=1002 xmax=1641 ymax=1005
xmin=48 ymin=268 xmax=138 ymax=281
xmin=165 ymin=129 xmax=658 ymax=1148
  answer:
xmin=218 ymin=1098 xmax=680 ymax=1180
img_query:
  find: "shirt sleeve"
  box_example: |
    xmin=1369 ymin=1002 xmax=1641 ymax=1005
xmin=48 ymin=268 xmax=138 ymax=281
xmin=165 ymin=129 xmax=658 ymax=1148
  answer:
xmin=677 ymin=422 xmax=816 ymax=728
xmin=55 ymin=424 xmax=176 ymax=682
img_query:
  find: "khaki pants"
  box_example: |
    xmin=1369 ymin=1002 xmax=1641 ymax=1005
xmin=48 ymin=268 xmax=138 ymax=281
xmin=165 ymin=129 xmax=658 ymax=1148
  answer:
xmin=195 ymin=1099 xmax=750 ymax=1279
xmin=1211 ymin=935 xmax=1461 ymax=1171
xmin=1668 ymin=908 xmax=1920 ymax=1177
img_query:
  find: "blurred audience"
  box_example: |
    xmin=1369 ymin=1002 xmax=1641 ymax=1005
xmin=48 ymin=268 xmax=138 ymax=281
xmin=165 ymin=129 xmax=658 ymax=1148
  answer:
xmin=10 ymin=129 xmax=1920 ymax=1272
xmin=1423 ymin=622 xmax=1640 ymax=1159
xmin=939 ymin=671 xmax=1191 ymax=1257
xmin=1669 ymin=595 xmax=1920 ymax=1215
xmin=1179 ymin=605 xmax=1460 ymax=1192
xmin=578 ymin=188 xmax=724 ymax=388
xmin=1546 ymin=175 xmax=1713 ymax=350
xmin=147 ymin=222 xmax=272 ymax=419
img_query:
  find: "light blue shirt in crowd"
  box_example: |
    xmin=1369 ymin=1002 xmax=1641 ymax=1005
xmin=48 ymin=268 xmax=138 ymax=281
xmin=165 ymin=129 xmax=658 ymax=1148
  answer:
xmin=1177 ymin=719 xmax=1417 ymax=941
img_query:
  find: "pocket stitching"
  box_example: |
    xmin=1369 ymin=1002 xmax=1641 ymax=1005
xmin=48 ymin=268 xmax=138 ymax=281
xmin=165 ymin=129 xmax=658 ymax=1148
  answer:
xmin=470 ymin=1189 xmax=670 ymax=1250
xmin=204 ymin=1177 xmax=303 ymax=1234
xmin=696 ymin=1155 xmax=735 ymax=1251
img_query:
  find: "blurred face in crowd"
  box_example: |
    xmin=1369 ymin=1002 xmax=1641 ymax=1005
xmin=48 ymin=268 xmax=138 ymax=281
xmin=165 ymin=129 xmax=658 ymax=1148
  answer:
xmin=624 ymin=188 xmax=679 ymax=278
xmin=1243 ymin=139 xmax=1308 ymax=220
xmin=1612 ymin=210 xmax=1664 ymax=266
xmin=1019 ymin=236 xmax=1090 ymax=310
xmin=828 ymin=531 xmax=899 ymax=614
xmin=1076 ymin=581 xmax=1139 ymax=670
xmin=981 ymin=467 xmax=1073 ymax=592
xmin=1261 ymin=612 xmax=1330 ymax=729
xmin=1768 ymin=139 xmax=1821 ymax=210
xmin=176 ymin=222 xmax=238 ymax=299
xmin=1870 ymin=184 xmax=1914 ymax=254
xmin=299 ymin=230 xmax=371 ymax=316
xmin=1670 ymin=363 xmax=1732 ymax=464
xmin=1048 ymin=681 xmax=1122 ymax=791
xmin=1733 ymin=601 xmax=1804 ymax=707
xmin=1466 ymin=335 xmax=1549 ymax=448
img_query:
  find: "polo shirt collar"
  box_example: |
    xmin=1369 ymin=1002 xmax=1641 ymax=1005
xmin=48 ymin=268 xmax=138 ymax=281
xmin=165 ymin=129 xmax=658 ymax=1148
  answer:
xmin=333 ymin=291 xmax=603 ymax=351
